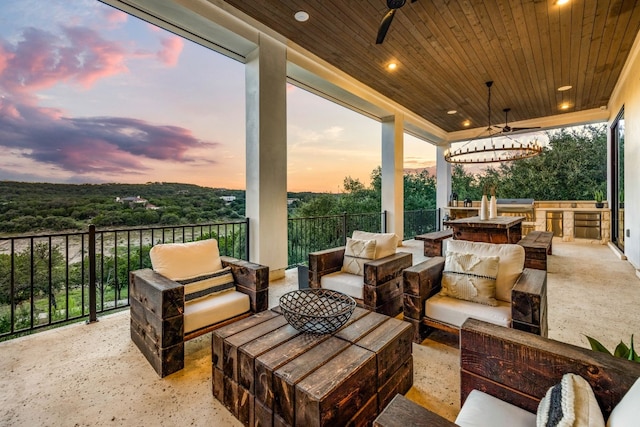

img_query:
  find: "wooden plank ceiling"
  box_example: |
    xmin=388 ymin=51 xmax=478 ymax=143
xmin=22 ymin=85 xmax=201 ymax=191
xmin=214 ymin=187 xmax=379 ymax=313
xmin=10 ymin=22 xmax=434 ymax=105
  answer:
xmin=222 ymin=0 xmax=640 ymax=132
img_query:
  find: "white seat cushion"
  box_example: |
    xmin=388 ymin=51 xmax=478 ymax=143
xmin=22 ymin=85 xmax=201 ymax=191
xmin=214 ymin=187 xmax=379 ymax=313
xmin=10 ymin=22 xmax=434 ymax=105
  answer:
xmin=455 ymin=389 xmax=536 ymax=427
xmin=425 ymin=293 xmax=511 ymax=328
xmin=321 ymin=271 xmax=364 ymax=299
xmin=183 ymin=290 xmax=249 ymax=334
xmin=446 ymin=240 xmax=525 ymax=302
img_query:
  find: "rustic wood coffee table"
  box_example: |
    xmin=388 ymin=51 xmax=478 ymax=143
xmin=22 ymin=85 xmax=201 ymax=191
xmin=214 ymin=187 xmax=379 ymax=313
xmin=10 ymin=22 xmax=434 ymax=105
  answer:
xmin=211 ymin=306 xmax=413 ymax=427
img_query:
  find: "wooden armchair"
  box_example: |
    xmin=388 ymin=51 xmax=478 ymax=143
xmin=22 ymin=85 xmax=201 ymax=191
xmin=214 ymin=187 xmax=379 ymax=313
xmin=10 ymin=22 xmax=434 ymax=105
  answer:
xmin=130 ymin=240 xmax=269 ymax=377
xmin=309 ymin=232 xmax=412 ymax=316
xmin=403 ymin=240 xmax=546 ymax=343
xmin=375 ymin=319 xmax=640 ymax=426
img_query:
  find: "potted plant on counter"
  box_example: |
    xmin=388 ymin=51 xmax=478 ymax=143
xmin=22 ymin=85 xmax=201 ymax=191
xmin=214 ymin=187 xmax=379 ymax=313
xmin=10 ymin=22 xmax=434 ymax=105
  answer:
xmin=594 ymin=189 xmax=605 ymax=208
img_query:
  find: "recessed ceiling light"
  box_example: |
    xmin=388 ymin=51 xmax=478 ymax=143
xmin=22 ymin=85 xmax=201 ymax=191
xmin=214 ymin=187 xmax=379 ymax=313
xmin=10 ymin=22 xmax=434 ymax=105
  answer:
xmin=447 ymin=110 xmax=457 ymax=115
xmin=560 ymin=103 xmax=570 ymax=110
xmin=463 ymin=120 xmax=471 ymax=127
xmin=294 ymin=11 xmax=309 ymax=22
xmin=556 ymin=0 xmax=570 ymax=5
xmin=387 ymin=62 xmax=398 ymax=70
xmin=558 ymin=85 xmax=572 ymax=91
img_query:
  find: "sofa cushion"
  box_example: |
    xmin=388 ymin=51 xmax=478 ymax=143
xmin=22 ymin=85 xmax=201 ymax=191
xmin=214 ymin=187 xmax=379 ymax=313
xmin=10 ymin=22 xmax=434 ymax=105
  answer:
xmin=352 ymin=231 xmax=398 ymax=259
xmin=178 ymin=267 xmax=235 ymax=302
xmin=607 ymin=378 xmax=640 ymax=427
xmin=447 ymin=240 xmax=525 ymax=302
xmin=183 ymin=289 xmax=250 ymax=334
xmin=456 ymin=389 xmax=536 ymax=427
xmin=342 ymin=238 xmax=376 ymax=276
xmin=425 ymin=293 xmax=511 ymax=328
xmin=536 ymin=373 xmax=605 ymax=427
xmin=321 ymin=271 xmax=364 ymax=300
xmin=150 ymin=239 xmax=223 ymax=281
xmin=441 ymin=251 xmax=499 ymax=306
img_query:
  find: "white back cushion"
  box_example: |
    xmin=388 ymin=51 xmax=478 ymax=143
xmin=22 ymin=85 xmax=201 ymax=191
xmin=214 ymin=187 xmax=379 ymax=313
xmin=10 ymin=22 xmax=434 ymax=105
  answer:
xmin=447 ymin=240 xmax=525 ymax=302
xmin=149 ymin=239 xmax=223 ymax=281
xmin=352 ymin=231 xmax=398 ymax=259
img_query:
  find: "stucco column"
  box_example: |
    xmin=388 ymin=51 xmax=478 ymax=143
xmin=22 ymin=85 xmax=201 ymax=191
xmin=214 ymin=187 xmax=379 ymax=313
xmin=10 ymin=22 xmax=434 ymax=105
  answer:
xmin=436 ymin=145 xmax=451 ymax=227
xmin=245 ymin=35 xmax=287 ymax=279
xmin=381 ymin=115 xmax=404 ymax=241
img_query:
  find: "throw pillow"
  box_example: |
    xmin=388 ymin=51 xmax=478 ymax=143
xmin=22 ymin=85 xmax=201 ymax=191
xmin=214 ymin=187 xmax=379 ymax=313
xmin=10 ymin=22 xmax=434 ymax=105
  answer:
xmin=606 ymin=378 xmax=640 ymax=427
xmin=342 ymin=238 xmax=377 ymax=276
xmin=351 ymin=231 xmax=397 ymax=259
xmin=441 ymin=251 xmax=499 ymax=306
xmin=537 ymin=373 xmax=605 ymax=427
xmin=178 ymin=266 xmax=235 ymax=302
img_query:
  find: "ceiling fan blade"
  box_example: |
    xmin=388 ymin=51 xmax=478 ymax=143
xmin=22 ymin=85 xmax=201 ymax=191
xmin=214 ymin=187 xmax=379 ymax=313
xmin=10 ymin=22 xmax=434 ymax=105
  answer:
xmin=376 ymin=9 xmax=397 ymax=44
xmin=510 ymin=126 xmax=541 ymax=132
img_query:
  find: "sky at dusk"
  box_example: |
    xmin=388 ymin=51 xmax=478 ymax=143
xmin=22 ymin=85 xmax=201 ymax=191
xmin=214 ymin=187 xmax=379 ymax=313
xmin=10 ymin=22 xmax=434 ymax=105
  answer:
xmin=0 ymin=0 xmax=436 ymax=193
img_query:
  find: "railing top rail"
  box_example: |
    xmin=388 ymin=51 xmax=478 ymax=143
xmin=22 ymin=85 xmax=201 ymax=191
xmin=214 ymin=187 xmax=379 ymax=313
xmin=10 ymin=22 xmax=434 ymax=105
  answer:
xmin=289 ymin=212 xmax=383 ymax=221
xmin=0 ymin=219 xmax=248 ymax=241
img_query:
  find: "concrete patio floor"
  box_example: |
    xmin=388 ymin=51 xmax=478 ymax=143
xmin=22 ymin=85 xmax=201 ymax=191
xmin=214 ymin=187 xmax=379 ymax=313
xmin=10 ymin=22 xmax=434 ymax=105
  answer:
xmin=1 ymin=239 xmax=638 ymax=426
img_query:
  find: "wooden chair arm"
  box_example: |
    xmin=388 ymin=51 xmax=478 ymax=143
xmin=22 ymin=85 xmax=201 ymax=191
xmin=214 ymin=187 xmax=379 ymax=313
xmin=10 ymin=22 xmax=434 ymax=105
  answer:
xmin=129 ymin=268 xmax=184 ymax=318
xmin=460 ymin=318 xmax=640 ymax=419
xmin=511 ymin=268 xmax=547 ymax=336
xmin=221 ymin=256 xmax=269 ymax=313
xmin=309 ymin=246 xmax=346 ymax=288
xmin=364 ymin=252 xmax=413 ymax=286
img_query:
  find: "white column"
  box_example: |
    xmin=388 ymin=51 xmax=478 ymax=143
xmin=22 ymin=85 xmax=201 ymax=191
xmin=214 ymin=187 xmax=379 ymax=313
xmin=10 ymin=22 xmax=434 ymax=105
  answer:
xmin=381 ymin=115 xmax=404 ymax=241
xmin=436 ymin=145 xmax=451 ymax=226
xmin=245 ymin=35 xmax=287 ymax=279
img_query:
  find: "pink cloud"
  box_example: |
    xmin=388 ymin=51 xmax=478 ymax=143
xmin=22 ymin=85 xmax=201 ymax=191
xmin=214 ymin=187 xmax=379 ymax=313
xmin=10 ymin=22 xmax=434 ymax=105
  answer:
xmin=157 ymin=36 xmax=183 ymax=66
xmin=1 ymin=26 xmax=128 ymax=92
xmin=104 ymin=9 xmax=128 ymax=27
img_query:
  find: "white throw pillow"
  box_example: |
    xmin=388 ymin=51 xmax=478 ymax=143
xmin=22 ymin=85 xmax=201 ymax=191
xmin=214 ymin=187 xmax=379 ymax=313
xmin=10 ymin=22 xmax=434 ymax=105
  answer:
xmin=447 ymin=240 xmax=525 ymax=302
xmin=607 ymin=377 xmax=640 ymax=427
xmin=537 ymin=373 xmax=605 ymax=427
xmin=441 ymin=251 xmax=500 ymax=306
xmin=351 ymin=231 xmax=397 ymax=259
xmin=342 ymin=238 xmax=376 ymax=276
xmin=149 ymin=239 xmax=223 ymax=281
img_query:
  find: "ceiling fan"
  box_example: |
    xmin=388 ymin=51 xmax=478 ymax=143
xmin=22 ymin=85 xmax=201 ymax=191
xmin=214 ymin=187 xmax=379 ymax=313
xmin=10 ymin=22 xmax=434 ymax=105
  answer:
xmin=493 ymin=108 xmax=541 ymax=134
xmin=376 ymin=0 xmax=417 ymax=44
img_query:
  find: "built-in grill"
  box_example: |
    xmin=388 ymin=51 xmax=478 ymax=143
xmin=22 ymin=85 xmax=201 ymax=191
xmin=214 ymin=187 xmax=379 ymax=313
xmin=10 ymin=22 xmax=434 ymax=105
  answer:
xmin=496 ymin=198 xmax=535 ymax=233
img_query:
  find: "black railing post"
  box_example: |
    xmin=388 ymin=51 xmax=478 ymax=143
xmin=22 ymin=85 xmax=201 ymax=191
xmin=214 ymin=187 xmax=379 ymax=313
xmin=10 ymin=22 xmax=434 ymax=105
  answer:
xmin=342 ymin=212 xmax=348 ymax=245
xmin=87 ymin=225 xmax=98 ymax=324
xmin=437 ymin=207 xmax=442 ymax=231
xmin=382 ymin=210 xmax=387 ymax=233
xmin=245 ymin=217 xmax=250 ymax=261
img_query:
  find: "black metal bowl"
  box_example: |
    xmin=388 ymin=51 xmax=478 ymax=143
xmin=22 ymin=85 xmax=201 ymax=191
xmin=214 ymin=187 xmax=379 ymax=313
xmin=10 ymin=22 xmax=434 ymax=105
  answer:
xmin=279 ymin=289 xmax=356 ymax=334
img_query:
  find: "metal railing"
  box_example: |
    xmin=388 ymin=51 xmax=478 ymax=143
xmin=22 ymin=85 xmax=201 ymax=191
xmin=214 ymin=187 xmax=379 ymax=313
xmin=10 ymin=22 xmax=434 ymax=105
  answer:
xmin=287 ymin=211 xmax=387 ymax=269
xmin=1 ymin=209 xmax=439 ymax=340
xmin=287 ymin=209 xmax=439 ymax=268
xmin=403 ymin=209 xmax=440 ymax=240
xmin=0 ymin=219 xmax=248 ymax=340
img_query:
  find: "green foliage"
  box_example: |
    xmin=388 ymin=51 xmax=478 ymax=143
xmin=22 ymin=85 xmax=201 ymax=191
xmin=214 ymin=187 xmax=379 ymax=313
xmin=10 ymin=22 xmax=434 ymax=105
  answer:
xmin=452 ymin=125 xmax=607 ymax=200
xmin=586 ymin=335 xmax=640 ymax=362
xmin=0 ymin=182 xmax=246 ymax=233
xmin=594 ymin=189 xmax=604 ymax=203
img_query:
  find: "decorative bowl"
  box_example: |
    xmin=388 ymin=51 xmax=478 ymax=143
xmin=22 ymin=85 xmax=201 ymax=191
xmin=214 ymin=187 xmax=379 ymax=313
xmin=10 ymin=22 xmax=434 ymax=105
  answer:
xmin=279 ymin=288 xmax=356 ymax=334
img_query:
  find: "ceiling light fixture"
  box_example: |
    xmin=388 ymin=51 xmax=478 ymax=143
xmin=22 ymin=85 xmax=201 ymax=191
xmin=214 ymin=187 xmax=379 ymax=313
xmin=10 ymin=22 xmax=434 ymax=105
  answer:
xmin=463 ymin=120 xmax=471 ymax=127
xmin=557 ymin=85 xmax=572 ymax=91
xmin=294 ymin=11 xmax=309 ymax=22
xmin=447 ymin=110 xmax=457 ymax=115
xmin=444 ymin=81 xmax=543 ymax=164
xmin=560 ymin=103 xmax=570 ymax=110
xmin=387 ymin=62 xmax=398 ymax=70
xmin=555 ymin=0 xmax=570 ymax=5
